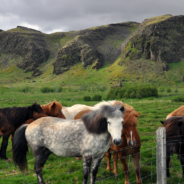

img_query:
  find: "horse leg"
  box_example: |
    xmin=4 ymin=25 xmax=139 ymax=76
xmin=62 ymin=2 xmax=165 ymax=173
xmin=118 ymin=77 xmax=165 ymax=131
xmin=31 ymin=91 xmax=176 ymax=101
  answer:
xmin=132 ymin=152 xmax=142 ymax=184
xmin=166 ymin=153 xmax=171 ymax=177
xmin=89 ymin=155 xmax=104 ymax=184
xmin=34 ymin=148 xmax=51 ymax=184
xmin=118 ymin=152 xmax=129 ymax=184
xmin=82 ymin=156 xmax=92 ymax=184
xmin=105 ymin=152 xmax=111 ymax=172
xmin=113 ymin=152 xmax=118 ymax=175
xmin=178 ymin=153 xmax=184 ymax=177
xmin=0 ymin=134 xmax=10 ymax=159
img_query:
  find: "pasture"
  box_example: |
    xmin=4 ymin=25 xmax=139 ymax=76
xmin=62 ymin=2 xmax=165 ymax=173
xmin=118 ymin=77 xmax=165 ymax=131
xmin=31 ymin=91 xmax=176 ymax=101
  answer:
xmin=0 ymin=86 xmax=184 ymax=184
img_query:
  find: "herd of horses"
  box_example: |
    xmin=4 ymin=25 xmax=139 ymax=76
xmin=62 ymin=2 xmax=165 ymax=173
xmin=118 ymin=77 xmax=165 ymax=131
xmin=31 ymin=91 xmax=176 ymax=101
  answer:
xmin=0 ymin=100 xmax=183 ymax=184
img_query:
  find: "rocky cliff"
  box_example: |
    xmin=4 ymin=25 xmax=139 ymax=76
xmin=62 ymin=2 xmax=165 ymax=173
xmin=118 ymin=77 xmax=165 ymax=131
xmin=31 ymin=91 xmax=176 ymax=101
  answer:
xmin=119 ymin=15 xmax=184 ymax=70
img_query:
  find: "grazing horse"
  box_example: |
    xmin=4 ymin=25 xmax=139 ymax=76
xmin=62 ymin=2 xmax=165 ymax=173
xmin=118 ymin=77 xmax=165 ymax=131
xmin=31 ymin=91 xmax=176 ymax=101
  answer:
xmin=13 ymin=104 xmax=125 ymax=184
xmin=64 ymin=100 xmax=124 ymax=120
xmin=74 ymin=103 xmax=141 ymax=184
xmin=0 ymin=103 xmax=47 ymax=159
xmin=161 ymin=116 xmax=184 ymax=178
xmin=166 ymin=105 xmax=184 ymax=119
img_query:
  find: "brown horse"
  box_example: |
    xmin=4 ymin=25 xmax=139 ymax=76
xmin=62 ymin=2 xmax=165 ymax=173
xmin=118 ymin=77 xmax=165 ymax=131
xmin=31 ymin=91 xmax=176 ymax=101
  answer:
xmin=161 ymin=116 xmax=184 ymax=178
xmin=166 ymin=105 xmax=184 ymax=119
xmin=0 ymin=103 xmax=47 ymax=159
xmin=74 ymin=103 xmax=141 ymax=184
xmin=41 ymin=101 xmax=66 ymax=119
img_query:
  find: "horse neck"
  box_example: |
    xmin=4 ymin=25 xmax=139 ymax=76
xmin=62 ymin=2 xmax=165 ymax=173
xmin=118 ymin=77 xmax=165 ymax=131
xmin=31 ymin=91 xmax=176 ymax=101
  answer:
xmin=0 ymin=107 xmax=31 ymax=128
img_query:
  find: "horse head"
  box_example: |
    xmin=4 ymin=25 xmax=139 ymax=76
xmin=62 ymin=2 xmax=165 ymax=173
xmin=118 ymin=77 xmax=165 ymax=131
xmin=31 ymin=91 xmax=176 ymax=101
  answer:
xmin=123 ymin=109 xmax=140 ymax=146
xmin=42 ymin=101 xmax=66 ymax=119
xmin=29 ymin=103 xmax=48 ymax=120
xmin=82 ymin=104 xmax=125 ymax=146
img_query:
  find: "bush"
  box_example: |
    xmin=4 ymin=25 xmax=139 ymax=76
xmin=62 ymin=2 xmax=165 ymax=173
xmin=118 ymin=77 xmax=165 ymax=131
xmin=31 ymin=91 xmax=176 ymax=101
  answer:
xmin=92 ymin=94 xmax=102 ymax=101
xmin=167 ymin=88 xmax=171 ymax=93
xmin=99 ymin=86 xmax=107 ymax=92
xmin=175 ymin=89 xmax=178 ymax=93
xmin=20 ymin=86 xmax=32 ymax=93
xmin=172 ymin=96 xmax=184 ymax=102
xmin=106 ymin=85 xmax=158 ymax=100
xmin=40 ymin=87 xmax=54 ymax=93
xmin=83 ymin=96 xmax=91 ymax=101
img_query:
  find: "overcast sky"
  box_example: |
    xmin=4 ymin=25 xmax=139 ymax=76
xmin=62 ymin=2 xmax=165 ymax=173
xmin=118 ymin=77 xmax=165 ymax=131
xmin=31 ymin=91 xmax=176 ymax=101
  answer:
xmin=1 ymin=0 xmax=183 ymax=34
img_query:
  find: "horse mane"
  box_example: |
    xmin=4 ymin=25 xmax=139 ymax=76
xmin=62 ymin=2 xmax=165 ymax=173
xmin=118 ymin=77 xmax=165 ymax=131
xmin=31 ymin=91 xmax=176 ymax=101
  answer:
xmin=82 ymin=105 xmax=125 ymax=134
xmin=123 ymin=104 xmax=140 ymax=126
xmin=162 ymin=116 xmax=184 ymax=137
xmin=0 ymin=103 xmax=42 ymax=128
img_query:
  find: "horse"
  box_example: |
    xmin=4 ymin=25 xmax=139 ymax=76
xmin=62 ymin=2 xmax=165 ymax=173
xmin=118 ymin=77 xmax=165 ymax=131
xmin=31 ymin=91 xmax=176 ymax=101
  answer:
xmin=0 ymin=103 xmax=47 ymax=159
xmin=74 ymin=103 xmax=141 ymax=184
xmin=166 ymin=105 xmax=184 ymax=119
xmin=13 ymin=104 xmax=126 ymax=184
xmin=63 ymin=100 xmax=124 ymax=120
xmin=9 ymin=101 xmax=66 ymax=148
xmin=41 ymin=101 xmax=66 ymax=119
xmin=161 ymin=116 xmax=184 ymax=178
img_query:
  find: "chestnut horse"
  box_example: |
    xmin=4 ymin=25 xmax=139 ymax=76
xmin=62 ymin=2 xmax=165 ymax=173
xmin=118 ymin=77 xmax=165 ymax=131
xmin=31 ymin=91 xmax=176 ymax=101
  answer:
xmin=161 ymin=116 xmax=184 ymax=178
xmin=0 ymin=103 xmax=47 ymax=159
xmin=166 ymin=105 xmax=184 ymax=119
xmin=74 ymin=103 xmax=141 ymax=184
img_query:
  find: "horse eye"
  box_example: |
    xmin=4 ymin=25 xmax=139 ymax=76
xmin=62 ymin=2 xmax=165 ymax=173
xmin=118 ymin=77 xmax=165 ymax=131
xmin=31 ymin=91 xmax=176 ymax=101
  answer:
xmin=108 ymin=122 xmax=111 ymax=125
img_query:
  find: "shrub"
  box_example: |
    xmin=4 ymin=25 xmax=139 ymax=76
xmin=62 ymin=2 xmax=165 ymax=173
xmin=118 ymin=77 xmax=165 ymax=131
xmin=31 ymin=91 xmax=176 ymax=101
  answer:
xmin=166 ymin=88 xmax=171 ymax=93
xmin=20 ymin=86 xmax=32 ymax=93
xmin=172 ymin=96 xmax=184 ymax=102
xmin=99 ymin=86 xmax=107 ymax=92
xmin=40 ymin=87 xmax=54 ymax=93
xmin=92 ymin=94 xmax=102 ymax=101
xmin=106 ymin=85 xmax=158 ymax=99
xmin=83 ymin=96 xmax=91 ymax=101
xmin=175 ymin=89 xmax=178 ymax=93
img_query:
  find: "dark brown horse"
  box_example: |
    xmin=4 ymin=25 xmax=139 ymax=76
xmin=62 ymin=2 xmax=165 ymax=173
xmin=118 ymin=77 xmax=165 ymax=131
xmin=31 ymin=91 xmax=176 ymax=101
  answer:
xmin=0 ymin=103 xmax=47 ymax=159
xmin=74 ymin=103 xmax=141 ymax=184
xmin=10 ymin=101 xmax=66 ymax=150
xmin=161 ymin=116 xmax=184 ymax=178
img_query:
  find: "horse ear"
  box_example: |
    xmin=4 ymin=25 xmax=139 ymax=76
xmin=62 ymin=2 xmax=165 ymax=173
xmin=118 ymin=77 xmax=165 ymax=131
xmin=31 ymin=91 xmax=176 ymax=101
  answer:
xmin=160 ymin=121 xmax=164 ymax=124
xmin=120 ymin=106 xmax=125 ymax=114
xmin=178 ymin=121 xmax=183 ymax=127
xmin=51 ymin=102 xmax=56 ymax=109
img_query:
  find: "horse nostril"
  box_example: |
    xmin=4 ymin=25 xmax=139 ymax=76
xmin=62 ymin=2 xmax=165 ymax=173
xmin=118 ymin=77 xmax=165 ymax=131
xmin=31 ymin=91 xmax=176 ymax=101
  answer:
xmin=113 ymin=139 xmax=122 ymax=146
xmin=134 ymin=140 xmax=137 ymax=146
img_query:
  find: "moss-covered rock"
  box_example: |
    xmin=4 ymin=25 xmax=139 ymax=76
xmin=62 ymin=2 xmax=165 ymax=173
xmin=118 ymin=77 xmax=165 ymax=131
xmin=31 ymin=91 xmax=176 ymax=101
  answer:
xmin=0 ymin=26 xmax=49 ymax=73
xmin=119 ymin=15 xmax=184 ymax=69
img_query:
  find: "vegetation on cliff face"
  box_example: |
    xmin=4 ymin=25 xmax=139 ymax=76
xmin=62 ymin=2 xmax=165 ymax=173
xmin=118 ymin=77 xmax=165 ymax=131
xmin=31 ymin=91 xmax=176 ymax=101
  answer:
xmin=119 ymin=15 xmax=184 ymax=71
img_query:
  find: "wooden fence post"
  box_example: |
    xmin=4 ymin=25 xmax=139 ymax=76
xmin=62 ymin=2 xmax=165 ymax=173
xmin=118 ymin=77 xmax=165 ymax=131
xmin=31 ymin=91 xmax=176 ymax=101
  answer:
xmin=156 ymin=127 xmax=166 ymax=184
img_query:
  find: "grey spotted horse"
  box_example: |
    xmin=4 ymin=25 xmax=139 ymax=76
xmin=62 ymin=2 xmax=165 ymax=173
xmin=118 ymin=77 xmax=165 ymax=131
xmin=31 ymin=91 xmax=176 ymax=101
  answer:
xmin=12 ymin=104 xmax=125 ymax=184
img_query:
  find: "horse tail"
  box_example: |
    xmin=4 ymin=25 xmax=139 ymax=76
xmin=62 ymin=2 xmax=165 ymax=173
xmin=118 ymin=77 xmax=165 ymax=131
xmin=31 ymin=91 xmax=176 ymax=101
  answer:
xmin=12 ymin=124 xmax=29 ymax=171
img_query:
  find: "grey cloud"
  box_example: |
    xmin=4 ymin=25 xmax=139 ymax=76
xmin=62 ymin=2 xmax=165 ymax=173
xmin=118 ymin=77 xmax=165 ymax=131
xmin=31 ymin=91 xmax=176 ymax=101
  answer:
xmin=0 ymin=0 xmax=184 ymax=33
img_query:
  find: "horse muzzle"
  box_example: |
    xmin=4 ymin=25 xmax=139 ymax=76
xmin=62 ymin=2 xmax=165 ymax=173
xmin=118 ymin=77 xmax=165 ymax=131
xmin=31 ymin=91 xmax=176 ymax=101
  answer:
xmin=127 ymin=140 xmax=137 ymax=146
xmin=113 ymin=139 xmax=122 ymax=146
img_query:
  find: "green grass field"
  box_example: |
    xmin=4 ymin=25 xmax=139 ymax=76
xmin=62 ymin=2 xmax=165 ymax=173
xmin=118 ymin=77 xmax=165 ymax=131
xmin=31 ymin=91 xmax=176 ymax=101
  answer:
xmin=0 ymin=88 xmax=184 ymax=184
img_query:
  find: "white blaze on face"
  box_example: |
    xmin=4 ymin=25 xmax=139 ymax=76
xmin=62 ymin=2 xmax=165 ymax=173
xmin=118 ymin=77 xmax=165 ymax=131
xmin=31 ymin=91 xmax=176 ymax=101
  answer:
xmin=107 ymin=117 xmax=123 ymax=141
xmin=130 ymin=131 xmax=133 ymax=145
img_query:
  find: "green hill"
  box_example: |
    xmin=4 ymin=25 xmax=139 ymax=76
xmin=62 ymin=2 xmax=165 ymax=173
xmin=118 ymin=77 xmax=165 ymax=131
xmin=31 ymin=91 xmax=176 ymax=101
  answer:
xmin=0 ymin=15 xmax=184 ymax=88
